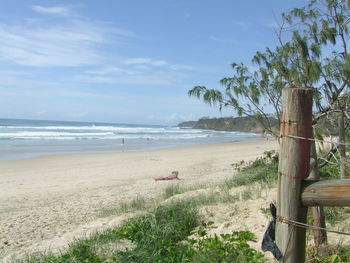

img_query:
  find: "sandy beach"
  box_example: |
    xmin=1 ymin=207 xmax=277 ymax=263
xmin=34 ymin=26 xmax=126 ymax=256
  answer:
xmin=0 ymin=138 xmax=278 ymax=261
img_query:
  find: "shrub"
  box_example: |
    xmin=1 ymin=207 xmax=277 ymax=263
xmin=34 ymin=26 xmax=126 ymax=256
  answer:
xmin=116 ymin=201 xmax=199 ymax=263
xmin=187 ymin=222 xmax=264 ymax=263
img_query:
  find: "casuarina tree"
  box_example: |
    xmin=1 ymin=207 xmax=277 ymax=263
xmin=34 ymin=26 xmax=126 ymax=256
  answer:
xmin=189 ymin=0 xmax=350 ymax=246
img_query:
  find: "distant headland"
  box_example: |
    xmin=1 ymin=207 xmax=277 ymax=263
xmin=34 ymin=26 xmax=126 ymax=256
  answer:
xmin=178 ymin=116 xmax=279 ymax=133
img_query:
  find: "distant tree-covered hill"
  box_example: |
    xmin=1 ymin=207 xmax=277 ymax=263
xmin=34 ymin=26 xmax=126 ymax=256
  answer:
xmin=178 ymin=116 xmax=279 ymax=133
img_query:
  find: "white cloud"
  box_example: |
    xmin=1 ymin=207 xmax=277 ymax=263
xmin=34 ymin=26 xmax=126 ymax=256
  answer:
xmin=121 ymin=57 xmax=194 ymax=72
xmin=134 ymin=65 xmax=151 ymax=70
xmin=57 ymin=89 xmax=124 ymax=100
xmin=169 ymin=64 xmax=194 ymax=71
xmin=32 ymin=5 xmax=73 ymax=16
xmin=234 ymin=21 xmax=252 ymax=28
xmin=80 ymin=57 xmax=194 ymax=85
xmin=0 ymin=10 xmax=135 ymax=67
xmin=122 ymin=57 xmax=168 ymax=66
xmin=0 ymin=23 xmax=100 ymax=66
xmin=76 ymin=70 xmax=188 ymax=86
xmin=85 ymin=66 xmax=136 ymax=75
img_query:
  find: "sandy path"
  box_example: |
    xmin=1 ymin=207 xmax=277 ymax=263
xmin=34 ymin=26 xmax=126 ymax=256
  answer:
xmin=0 ymin=139 xmax=278 ymax=261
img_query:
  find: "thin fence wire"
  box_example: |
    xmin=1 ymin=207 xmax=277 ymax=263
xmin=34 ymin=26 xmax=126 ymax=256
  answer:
xmin=277 ymin=134 xmax=350 ymax=237
xmin=280 ymin=134 xmax=350 ymax=147
xmin=276 ymin=216 xmax=350 ymax=236
xmin=281 ymin=134 xmax=350 ymax=166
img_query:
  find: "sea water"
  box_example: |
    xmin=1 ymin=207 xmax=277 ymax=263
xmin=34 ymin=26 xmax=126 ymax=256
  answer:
xmin=0 ymin=118 xmax=261 ymax=160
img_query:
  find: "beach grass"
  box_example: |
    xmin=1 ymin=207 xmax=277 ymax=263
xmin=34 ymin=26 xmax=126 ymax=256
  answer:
xmin=323 ymin=206 xmax=350 ymax=226
xmin=97 ymin=195 xmax=155 ymax=218
xmin=97 ymin=151 xmax=278 ymax=221
xmin=16 ymin=201 xmax=198 ymax=263
xmin=222 ymin=150 xmax=278 ymax=189
xmin=163 ymin=184 xmax=185 ymax=199
xmin=16 ymin=201 xmax=263 ymax=263
xmin=17 ymin=148 xmax=350 ymax=263
xmin=306 ymin=244 xmax=350 ymax=263
xmin=116 ymin=201 xmax=199 ymax=263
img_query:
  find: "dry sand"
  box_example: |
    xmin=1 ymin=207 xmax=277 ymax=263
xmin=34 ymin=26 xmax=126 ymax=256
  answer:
xmin=0 ymin=138 xmax=278 ymax=261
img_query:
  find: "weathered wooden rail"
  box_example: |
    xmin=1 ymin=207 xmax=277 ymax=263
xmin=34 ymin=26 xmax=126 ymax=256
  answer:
xmin=302 ymin=179 xmax=350 ymax=207
xmin=275 ymin=88 xmax=350 ymax=263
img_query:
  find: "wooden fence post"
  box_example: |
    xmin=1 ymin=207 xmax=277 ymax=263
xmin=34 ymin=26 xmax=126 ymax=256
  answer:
xmin=276 ymin=88 xmax=313 ymax=263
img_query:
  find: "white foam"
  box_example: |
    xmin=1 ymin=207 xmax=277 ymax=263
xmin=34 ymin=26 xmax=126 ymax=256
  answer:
xmin=0 ymin=124 xmax=259 ymax=141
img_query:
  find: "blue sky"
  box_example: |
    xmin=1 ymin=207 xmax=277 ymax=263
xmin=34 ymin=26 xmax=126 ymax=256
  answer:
xmin=0 ymin=0 xmax=307 ymax=125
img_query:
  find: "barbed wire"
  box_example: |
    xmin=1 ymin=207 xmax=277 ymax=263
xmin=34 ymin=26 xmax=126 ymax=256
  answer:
xmin=280 ymin=134 xmax=350 ymax=166
xmin=280 ymin=134 xmax=350 ymax=147
xmin=276 ymin=216 xmax=350 ymax=236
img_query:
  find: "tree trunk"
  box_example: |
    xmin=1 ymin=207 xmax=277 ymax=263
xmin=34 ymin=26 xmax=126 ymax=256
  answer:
xmin=339 ymin=109 xmax=348 ymax=179
xmin=308 ymin=139 xmax=327 ymax=246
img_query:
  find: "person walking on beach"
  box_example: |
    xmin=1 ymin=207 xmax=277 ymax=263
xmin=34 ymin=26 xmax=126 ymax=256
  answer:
xmin=121 ymin=138 xmax=125 ymax=152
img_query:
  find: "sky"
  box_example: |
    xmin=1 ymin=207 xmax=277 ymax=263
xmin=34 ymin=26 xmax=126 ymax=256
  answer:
xmin=0 ymin=0 xmax=308 ymax=125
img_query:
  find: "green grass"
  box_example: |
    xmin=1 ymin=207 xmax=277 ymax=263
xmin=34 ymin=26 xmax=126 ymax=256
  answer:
xmin=16 ymin=201 xmax=263 ymax=263
xmin=163 ymin=184 xmax=185 ymax=199
xmin=14 ymin=150 xmax=289 ymax=263
xmin=98 ymin=195 xmax=154 ymax=217
xmin=319 ymin=154 xmax=341 ymax=180
xmin=323 ymin=206 xmax=350 ymax=225
xmin=17 ymin=201 xmax=198 ymax=263
xmin=306 ymin=245 xmax=350 ymax=263
xmin=111 ymin=201 xmax=263 ymax=263
xmin=241 ymin=187 xmax=254 ymax=201
xmin=116 ymin=201 xmax=199 ymax=263
xmin=188 ymin=225 xmax=263 ymax=263
xmin=98 ymin=150 xmax=279 ymax=219
xmin=223 ymin=150 xmax=278 ymax=189
xmin=119 ymin=195 xmax=148 ymax=213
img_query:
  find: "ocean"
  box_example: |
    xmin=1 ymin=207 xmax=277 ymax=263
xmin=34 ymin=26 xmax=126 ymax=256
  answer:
xmin=0 ymin=118 xmax=261 ymax=160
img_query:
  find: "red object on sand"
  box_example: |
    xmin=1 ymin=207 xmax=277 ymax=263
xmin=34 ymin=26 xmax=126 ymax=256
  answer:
xmin=154 ymin=171 xmax=180 ymax=181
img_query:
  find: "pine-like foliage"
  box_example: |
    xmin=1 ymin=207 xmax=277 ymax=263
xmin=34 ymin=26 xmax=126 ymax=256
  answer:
xmin=189 ymin=0 xmax=350 ymax=135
